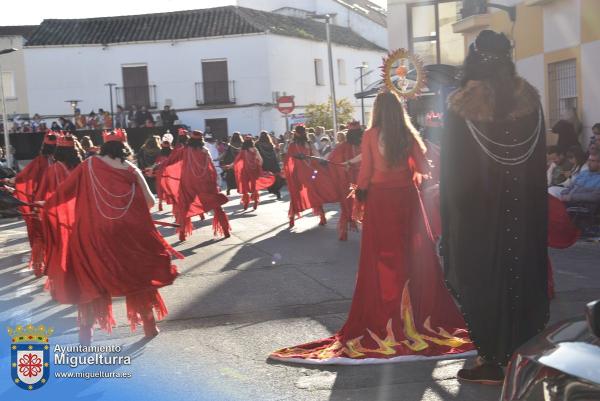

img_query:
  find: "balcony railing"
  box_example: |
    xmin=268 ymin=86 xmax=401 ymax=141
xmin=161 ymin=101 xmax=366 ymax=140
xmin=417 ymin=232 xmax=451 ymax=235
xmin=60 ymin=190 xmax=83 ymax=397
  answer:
xmin=115 ymin=85 xmax=158 ymax=109
xmin=195 ymin=81 xmax=236 ymax=106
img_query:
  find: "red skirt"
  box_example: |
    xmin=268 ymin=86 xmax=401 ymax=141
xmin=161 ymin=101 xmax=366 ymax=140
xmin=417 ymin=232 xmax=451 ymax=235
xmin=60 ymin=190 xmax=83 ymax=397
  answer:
xmin=271 ymin=184 xmax=474 ymax=364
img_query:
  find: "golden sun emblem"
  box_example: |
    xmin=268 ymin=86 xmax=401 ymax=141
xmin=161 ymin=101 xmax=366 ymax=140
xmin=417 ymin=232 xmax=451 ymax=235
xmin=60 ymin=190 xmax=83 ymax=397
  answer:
xmin=382 ymin=48 xmax=426 ymax=99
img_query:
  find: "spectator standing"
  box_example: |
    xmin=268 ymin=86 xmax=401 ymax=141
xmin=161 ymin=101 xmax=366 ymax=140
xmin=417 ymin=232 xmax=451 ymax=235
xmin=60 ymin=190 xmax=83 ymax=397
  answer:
xmin=74 ymin=109 xmax=87 ymax=130
xmin=160 ymin=105 xmax=178 ymax=128
xmin=136 ymin=106 xmax=153 ymax=127
xmin=128 ymin=105 xmax=137 ymax=128
xmin=319 ymin=137 xmax=332 ymax=157
xmin=59 ymin=117 xmax=76 ymax=132
xmin=552 ymin=119 xmax=580 ymax=153
xmin=86 ymin=111 xmax=99 ymax=130
xmin=115 ymin=105 xmax=127 ymax=128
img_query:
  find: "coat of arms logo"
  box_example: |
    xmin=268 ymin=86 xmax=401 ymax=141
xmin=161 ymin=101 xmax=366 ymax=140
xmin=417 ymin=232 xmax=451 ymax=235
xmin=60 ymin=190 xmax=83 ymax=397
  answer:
xmin=8 ymin=324 xmax=53 ymax=390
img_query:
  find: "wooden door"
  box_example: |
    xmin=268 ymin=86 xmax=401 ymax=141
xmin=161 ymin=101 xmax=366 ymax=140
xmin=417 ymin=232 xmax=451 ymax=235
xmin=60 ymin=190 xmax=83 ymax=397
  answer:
xmin=122 ymin=66 xmax=150 ymax=108
xmin=202 ymin=61 xmax=229 ymax=104
xmin=205 ymin=118 xmax=228 ymax=141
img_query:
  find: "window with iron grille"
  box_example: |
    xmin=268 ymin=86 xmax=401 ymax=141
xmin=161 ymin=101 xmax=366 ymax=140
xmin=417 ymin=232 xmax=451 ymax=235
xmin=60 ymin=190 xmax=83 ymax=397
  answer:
xmin=548 ymin=59 xmax=577 ymax=127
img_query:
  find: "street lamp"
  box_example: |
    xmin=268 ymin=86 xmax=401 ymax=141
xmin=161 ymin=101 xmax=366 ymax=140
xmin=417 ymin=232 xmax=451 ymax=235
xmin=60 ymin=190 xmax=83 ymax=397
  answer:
xmin=310 ymin=13 xmax=338 ymax=138
xmin=64 ymin=99 xmax=82 ymax=117
xmin=355 ymin=62 xmax=368 ymax=126
xmin=105 ymin=83 xmax=116 ymax=129
xmin=0 ymin=47 xmax=17 ymax=168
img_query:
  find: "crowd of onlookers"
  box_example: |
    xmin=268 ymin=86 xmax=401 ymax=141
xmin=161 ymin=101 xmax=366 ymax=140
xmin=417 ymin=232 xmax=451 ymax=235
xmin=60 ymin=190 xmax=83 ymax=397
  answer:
xmin=547 ymin=122 xmax=600 ymax=205
xmin=0 ymin=105 xmax=180 ymax=134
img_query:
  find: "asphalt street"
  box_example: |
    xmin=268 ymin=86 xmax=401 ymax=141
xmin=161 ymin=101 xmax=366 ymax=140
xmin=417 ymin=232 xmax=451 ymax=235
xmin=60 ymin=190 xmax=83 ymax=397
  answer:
xmin=1 ymin=189 xmax=599 ymax=401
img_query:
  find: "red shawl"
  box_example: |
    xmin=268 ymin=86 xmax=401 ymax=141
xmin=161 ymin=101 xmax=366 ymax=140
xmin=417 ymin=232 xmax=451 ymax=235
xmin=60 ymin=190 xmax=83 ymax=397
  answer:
xmin=43 ymin=157 xmax=179 ymax=306
xmin=36 ymin=162 xmax=73 ymax=279
xmin=162 ymin=147 xmax=230 ymax=237
xmin=284 ymin=142 xmax=339 ymax=218
xmin=14 ymin=155 xmax=51 ymax=269
xmin=234 ymin=149 xmax=275 ymax=206
xmin=327 ymin=142 xmax=361 ymax=240
xmin=157 ymin=147 xmax=186 ymax=207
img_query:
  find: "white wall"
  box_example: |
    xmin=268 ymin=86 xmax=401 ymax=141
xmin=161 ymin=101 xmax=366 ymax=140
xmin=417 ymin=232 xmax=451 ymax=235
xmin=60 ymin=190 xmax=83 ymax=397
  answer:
xmin=24 ymin=33 xmax=271 ymax=126
xmin=0 ymin=35 xmax=29 ymax=115
xmin=516 ymin=53 xmax=546 ymax=116
xmin=265 ymin=34 xmax=385 ymax=133
xmin=24 ymin=31 xmax=384 ymax=135
xmin=543 ymin=0 xmax=581 ymax=53
xmin=237 ymin=0 xmax=388 ymax=48
xmin=581 ymin=40 xmax=600 ymax=144
xmin=387 ymin=1 xmax=409 ymax=50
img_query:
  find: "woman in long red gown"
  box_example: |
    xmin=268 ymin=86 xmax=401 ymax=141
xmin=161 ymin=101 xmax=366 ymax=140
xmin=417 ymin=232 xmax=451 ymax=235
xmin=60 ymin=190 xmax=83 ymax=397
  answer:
xmin=284 ymin=125 xmax=338 ymax=228
xmin=35 ymin=134 xmax=81 ymax=277
xmin=233 ymin=136 xmax=276 ymax=210
xmin=327 ymin=122 xmax=363 ymax=241
xmin=161 ymin=130 xmax=230 ymax=241
xmin=270 ymin=92 xmax=474 ymax=364
xmin=43 ymin=130 xmax=180 ymax=345
xmin=13 ymin=131 xmax=56 ymax=276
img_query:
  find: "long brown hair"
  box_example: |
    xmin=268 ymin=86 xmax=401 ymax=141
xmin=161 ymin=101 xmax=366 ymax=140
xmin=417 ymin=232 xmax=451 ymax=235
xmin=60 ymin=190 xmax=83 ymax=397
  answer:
xmin=370 ymin=92 xmax=425 ymax=167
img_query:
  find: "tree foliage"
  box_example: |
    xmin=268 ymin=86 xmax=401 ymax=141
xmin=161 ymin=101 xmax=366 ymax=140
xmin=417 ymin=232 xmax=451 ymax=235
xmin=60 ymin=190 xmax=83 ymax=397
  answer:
xmin=304 ymin=98 xmax=354 ymax=130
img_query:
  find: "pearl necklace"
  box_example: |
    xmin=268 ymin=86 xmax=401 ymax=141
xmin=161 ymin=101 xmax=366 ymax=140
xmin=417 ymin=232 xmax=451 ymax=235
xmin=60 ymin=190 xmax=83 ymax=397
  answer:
xmin=87 ymin=158 xmax=136 ymax=220
xmin=466 ymin=108 xmax=542 ymax=166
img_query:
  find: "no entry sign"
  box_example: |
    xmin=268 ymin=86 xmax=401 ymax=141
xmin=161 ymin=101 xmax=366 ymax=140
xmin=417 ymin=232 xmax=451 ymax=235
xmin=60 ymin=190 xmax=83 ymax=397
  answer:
xmin=277 ymin=96 xmax=295 ymax=115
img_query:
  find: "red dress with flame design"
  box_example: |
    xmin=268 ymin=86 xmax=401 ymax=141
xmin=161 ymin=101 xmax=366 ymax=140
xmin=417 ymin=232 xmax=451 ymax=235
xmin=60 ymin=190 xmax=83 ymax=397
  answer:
xmin=271 ymin=128 xmax=474 ymax=364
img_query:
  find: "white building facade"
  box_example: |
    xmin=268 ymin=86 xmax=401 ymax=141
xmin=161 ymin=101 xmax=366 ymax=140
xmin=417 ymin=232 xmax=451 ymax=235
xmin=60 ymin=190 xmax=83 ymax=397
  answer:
xmin=236 ymin=0 xmax=388 ymax=49
xmin=23 ymin=6 xmax=386 ymax=138
xmin=0 ymin=26 xmax=37 ymax=117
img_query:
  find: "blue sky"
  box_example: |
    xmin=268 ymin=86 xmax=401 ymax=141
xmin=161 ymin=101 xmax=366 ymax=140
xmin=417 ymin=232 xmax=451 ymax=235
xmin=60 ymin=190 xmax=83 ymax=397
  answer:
xmin=2 ymin=0 xmax=387 ymax=26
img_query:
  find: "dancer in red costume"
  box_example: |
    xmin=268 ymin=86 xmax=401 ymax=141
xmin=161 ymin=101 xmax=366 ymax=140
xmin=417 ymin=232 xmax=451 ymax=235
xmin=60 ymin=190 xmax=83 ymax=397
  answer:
xmin=157 ymin=129 xmax=188 ymax=209
xmin=13 ymin=131 xmax=56 ymax=276
xmin=328 ymin=121 xmax=363 ymax=240
xmin=35 ymin=134 xmax=81 ymax=277
xmin=161 ymin=130 xmax=230 ymax=241
xmin=233 ymin=136 xmax=275 ymax=210
xmin=284 ymin=125 xmax=338 ymax=228
xmin=42 ymin=129 xmax=180 ymax=345
xmin=271 ymin=92 xmax=474 ymax=364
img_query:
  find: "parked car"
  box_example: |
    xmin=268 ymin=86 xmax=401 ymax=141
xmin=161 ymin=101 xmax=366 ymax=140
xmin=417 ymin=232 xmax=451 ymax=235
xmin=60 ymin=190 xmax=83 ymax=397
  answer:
xmin=502 ymin=300 xmax=600 ymax=400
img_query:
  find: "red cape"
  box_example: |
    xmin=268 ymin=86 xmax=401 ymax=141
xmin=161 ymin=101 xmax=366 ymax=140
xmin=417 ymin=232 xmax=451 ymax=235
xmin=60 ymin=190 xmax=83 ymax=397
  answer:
xmin=284 ymin=142 xmax=339 ymax=218
xmin=327 ymin=142 xmax=361 ymax=240
xmin=14 ymin=155 xmax=51 ymax=270
xmin=162 ymin=147 xmax=230 ymax=237
xmin=36 ymin=162 xmax=73 ymax=279
xmin=43 ymin=157 xmax=179 ymax=307
xmin=234 ymin=149 xmax=276 ymax=206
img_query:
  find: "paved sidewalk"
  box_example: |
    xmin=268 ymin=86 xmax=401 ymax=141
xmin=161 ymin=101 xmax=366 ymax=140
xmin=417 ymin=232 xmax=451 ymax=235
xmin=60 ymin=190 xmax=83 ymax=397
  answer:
xmin=1 ymin=191 xmax=598 ymax=401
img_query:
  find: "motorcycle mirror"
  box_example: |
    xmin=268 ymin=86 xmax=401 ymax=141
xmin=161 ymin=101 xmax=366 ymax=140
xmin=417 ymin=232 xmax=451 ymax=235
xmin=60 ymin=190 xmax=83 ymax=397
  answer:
xmin=585 ymin=300 xmax=600 ymax=338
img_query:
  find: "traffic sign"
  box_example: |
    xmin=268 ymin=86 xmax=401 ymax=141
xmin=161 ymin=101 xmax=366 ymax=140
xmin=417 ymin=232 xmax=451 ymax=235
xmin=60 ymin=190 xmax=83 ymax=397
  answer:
xmin=277 ymin=96 xmax=295 ymax=115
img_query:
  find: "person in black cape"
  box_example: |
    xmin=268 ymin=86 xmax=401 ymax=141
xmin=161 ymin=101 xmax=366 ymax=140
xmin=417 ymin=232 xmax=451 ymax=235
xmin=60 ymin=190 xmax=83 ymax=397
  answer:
xmin=256 ymin=131 xmax=284 ymax=199
xmin=440 ymin=30 xmax=548 ymax=384
xmin=220 ymin=132 xmax=242 ymax=195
